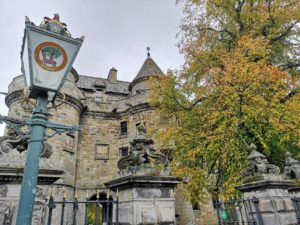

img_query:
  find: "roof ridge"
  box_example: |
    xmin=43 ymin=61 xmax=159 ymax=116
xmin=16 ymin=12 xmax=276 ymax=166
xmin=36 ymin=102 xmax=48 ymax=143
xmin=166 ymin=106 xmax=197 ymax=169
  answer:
xmin=78 ymin=74 xmax=130 ymax=84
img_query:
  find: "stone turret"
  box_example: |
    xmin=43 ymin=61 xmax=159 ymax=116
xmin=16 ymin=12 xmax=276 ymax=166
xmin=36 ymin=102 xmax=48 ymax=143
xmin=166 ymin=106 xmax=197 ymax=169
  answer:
xmin=129 ymin=48 xmax=164 ymax=95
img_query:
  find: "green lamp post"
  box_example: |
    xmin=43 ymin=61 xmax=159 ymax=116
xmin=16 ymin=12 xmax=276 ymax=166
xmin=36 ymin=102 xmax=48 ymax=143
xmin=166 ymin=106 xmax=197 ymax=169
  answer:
xmin=13 ymin=14 xmax=83 ymax=225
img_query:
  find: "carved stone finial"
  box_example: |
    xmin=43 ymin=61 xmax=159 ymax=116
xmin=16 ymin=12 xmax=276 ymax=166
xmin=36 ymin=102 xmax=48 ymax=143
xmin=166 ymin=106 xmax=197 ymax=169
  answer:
xmin=117 ymin=125 xmax=169 ymax=176
xmin=25 ymin=16 xmax=30 ymax=23
xmin=284 ymin=151 xmax=300 ymax=179
xmin=39 ymin=14 xmax=71 ymax=37
xmin=146 ymin=47 xmax=150 ymax=58
xmin=243 ymin=148 xmax=280 ymax=179
xmin=249 ymin=143 xmax=257 ymax=150
xmin=79 ymin=36 xmax=85 ymax=41
xmin=137 ymin=123 xmax=147 ymax=136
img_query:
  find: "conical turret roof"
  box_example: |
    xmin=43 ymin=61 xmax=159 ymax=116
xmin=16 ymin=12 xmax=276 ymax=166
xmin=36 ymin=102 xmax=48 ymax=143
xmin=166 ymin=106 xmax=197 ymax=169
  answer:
xmin=129 ymin=54 xmax=163 ymax=91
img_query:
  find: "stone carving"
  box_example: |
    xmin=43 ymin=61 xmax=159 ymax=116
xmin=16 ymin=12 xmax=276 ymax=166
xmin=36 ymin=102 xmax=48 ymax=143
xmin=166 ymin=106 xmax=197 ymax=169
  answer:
xmin=0 ymin=185 xmax=8 ymax=198
xmin=136 ymin=188 xmax=170 ymax=198
xmin=29 ymin=187 xmax=48 ymax=225
xmin=39 ymin=14 xmax=71 ymax=37
xmin=284 ymin=152 xmax=300 ymax=179
xmin=41 ymin=142 xmax=53 ymax=158
xmin=0 ymin=201 xmax=13 ymax=225
xmin=141 ymin=209 xmax=155 ymax=223
xmin=0 ymin=126 xmax=53 ymax=158
xmin=243 ymin=144 xmax=280 ymax=178
xmin=0 ymin=126 xmax=28 ymax=155
xmin=32 ymin=201 xmax=47 ymax=225
xmin=117 ymin=124 xmax=168 ymax=175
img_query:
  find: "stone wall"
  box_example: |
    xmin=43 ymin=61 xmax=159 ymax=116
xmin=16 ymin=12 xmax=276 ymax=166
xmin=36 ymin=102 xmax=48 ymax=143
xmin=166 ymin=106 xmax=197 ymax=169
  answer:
xmin=75 ymin=107 xmax=157 ymax=189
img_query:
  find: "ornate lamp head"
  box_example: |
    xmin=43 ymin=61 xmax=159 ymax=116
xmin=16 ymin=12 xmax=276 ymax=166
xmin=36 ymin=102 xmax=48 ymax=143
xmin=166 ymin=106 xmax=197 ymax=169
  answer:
xmin=21 ymin=15 xmax=84 ymax=100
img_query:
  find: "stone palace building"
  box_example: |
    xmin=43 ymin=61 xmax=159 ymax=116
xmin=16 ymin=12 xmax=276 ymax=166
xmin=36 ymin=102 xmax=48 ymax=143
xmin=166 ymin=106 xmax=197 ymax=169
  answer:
xmin=0 ymin=51 xmax=217 ymax=224
xmin=2 ymin=14 xmax=300 ymax=225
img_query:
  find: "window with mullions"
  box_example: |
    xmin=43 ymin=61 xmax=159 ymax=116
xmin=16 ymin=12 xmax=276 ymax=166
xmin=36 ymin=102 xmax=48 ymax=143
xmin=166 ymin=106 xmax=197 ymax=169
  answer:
xmin=119 ymin=147 xmax=129 ymax=157
xmin=120 ymin=121 xmax=128 ymax=135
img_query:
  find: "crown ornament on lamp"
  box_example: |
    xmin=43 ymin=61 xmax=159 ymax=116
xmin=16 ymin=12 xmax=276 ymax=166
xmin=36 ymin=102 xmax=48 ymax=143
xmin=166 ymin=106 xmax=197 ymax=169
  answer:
xmin=21 ymin=14 xmax=84 ymax=101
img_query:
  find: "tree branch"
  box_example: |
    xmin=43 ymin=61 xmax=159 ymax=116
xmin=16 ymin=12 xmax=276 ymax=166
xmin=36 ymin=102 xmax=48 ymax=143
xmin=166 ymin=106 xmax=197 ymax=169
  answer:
xmin=270 ymin=20 xmax=299 ymax=43
xmin=280 ymin=62 xmax=300 ymax=69
xmin=235 ymin=0 xmax=245 ymax=33
xmin=197 ymin=27 xmax=236 ymax=40
xmin=165 ymin=87 xmax=207 ymax=111
xmin=280 ymin=87 xmax=299 ymax=103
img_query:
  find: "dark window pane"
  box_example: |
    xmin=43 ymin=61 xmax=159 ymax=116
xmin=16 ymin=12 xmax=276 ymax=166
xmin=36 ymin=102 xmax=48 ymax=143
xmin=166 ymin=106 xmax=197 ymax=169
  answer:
xmin=120 ymin=121 xmax=127 ymax=134
xmin=119 ymin=147 xmax=129 ymax=157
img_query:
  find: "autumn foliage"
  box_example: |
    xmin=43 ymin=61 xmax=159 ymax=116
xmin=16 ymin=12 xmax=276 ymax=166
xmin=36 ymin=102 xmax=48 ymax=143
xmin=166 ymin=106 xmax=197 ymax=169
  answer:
xmin=151 ymin=0 xmax=300 ymax=200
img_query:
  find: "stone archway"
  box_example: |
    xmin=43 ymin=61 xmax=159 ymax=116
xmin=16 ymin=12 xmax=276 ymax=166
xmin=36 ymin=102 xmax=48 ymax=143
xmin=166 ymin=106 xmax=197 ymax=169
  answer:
xmin=88 ymin=193 xmax=113 ymax=225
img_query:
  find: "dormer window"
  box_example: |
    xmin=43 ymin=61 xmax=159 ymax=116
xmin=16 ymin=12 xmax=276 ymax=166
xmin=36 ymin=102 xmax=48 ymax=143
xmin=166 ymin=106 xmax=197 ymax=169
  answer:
xmin=94 ymin=79 xmax=106 ymax=89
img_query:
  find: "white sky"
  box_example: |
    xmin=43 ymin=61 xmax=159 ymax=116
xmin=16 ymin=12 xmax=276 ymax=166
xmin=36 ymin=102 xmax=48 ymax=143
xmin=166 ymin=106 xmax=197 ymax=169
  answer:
xmin=0 ymin=0 xmax=184 ymax=135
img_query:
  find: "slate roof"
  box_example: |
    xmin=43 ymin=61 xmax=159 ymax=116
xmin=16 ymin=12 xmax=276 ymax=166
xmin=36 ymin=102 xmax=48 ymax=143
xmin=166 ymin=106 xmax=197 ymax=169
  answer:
xmin=77 ymin=75 xmax=130 ymax=94
xmin=77 ymin=56 xmax=163 ymax=94
xmin=129 ymin=56 xmax=164 ymax=90
xmin=133 ymin=57 xmax=164 ymax=82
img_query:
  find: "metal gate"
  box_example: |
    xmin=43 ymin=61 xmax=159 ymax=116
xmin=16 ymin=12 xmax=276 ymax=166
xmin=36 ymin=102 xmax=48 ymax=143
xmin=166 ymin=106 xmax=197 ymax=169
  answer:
xmin=215 ymin=198 xmax=263 ymax=225
xmin=47 ymin=194 xmax=119 ymax=225
xmin=292 ymin=197 xmax=300 ymax=224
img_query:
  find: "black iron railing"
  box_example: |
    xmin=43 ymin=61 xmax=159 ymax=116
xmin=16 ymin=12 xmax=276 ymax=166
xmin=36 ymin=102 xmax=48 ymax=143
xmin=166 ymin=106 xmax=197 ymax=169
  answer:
xmin=292 ymin=197 xmax=300 ymax=223
xmin=47 ymin=195 xmax=119 ymax=225
xmin=215 ymin=198 xmax=263 ymax=225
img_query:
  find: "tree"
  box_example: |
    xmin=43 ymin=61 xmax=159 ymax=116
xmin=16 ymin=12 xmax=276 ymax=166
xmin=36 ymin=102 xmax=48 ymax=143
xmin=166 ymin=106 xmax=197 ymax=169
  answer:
xmin=42 ymin=46 xmax=61 ymax=59
xmin=151 ymin=0 xmax=300 ymax=200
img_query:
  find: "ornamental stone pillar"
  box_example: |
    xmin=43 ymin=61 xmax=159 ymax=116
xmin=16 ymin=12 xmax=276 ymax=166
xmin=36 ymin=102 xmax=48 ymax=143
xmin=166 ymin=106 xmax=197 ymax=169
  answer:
xmin=105 ymin=124 xmax=181 ymax=225
xmin=236 ymin=145 xmax=297 ymax=225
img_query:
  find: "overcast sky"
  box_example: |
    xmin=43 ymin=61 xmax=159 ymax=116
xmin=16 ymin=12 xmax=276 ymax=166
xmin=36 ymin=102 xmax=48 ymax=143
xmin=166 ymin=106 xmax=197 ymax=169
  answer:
xmin=0 ymin=0 xmax=184 ymax=134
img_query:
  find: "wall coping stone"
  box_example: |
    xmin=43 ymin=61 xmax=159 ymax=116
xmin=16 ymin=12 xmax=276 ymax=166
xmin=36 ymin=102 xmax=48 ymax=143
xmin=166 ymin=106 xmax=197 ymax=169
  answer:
xmin=0 ymin=167 xmax=63 ymax=184
xmin=105 ymin=175 xmax=182 ymax=190
xmin=288 ymin=184 xmax=300 ymax=192
xmin=236 ymin=180 xmax=295 ymax=192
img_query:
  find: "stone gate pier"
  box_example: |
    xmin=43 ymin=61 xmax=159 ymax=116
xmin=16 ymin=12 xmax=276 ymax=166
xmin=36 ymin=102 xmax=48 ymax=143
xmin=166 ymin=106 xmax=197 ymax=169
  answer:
xmin=105 ymin=124 xmax=181 ymax=225
xmin=236 ymin=145 xmax=300 ymax=225
xmin=106 ymin=175 xmax=181 ymax=225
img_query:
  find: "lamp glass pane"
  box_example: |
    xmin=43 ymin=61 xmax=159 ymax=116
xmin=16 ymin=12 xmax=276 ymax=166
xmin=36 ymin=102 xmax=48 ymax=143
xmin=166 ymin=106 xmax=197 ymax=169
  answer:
xmin=28 ymin=28 xmax=80 ymax=91
xmin=21 ymin=34 xmax=31 ymax=87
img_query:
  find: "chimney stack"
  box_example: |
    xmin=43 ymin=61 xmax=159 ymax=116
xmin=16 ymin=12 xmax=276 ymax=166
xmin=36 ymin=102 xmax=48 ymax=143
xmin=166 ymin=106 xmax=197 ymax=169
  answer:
xmin=108 ymin=67 xmax=117 ymax=83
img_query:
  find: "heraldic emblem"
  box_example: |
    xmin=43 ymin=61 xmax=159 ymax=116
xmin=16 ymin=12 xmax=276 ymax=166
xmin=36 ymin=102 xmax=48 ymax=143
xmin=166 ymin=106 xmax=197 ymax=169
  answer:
xmin=34 ymin=41 xmax=68 ymax=72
